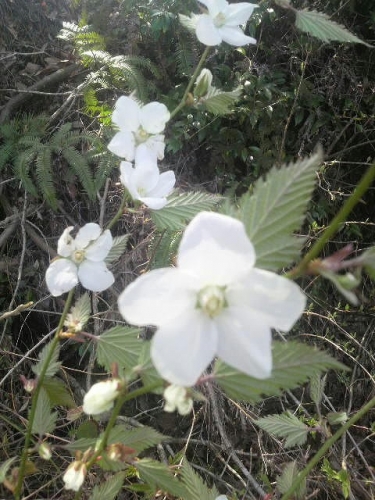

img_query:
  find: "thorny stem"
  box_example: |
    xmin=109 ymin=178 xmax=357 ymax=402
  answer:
xmin=280 ymin=395 xmax=375 ymax=500
xmin=169 ymin=46 xmax=211 ymax=120
xmin=287 ymin=162 xmax=375 ymax=278
xmin=14 ymin=289 xmax=75 ymax=500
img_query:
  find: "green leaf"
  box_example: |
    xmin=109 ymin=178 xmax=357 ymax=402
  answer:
xmin=257 ymin=411 xmax=309 ymax=448
xmin=200 ymin=87 xmax=242 ymax=115
xmin=134 ymin=458 xmax=187 ymax=497
xmin=180 ymin=460 xmax=219 ymax=500
xmin=97 ymin=326 xmax=142 ymax=372
xmin=64 ymin=437 xmax=98 ymax=453
xmin=32 ymin=341 xmax=61 ymax=378
xmin=0 ymin=457 xmax=17 ymax=483
xmin=239 ymin=149 xmax=323 ymax=270
xmin=89 ymin=472 xmax=127 ymax=500
xmin=32 ymin=388 xmax=58 ymax=436
xmin=66 ymin=293 xmax=91 ymax=331
xmin=105 ymin=234 xmax=130 ymax=264
xmin=151 ymin=191 xmax=222 ymax=231
xmin=277 ymin=461 xmax=306 ymax=498
xmin=108 ymin=425 xmax=167 ymax=454
xmin=295 ymin=10 xmax=372 ymax=47
xmin=214 ymin=341 xmax=347 ymax=403
xmin=327 ymin=411 xmax=348 ymax=425
xmin=137 ymin=341 xmax=164 ymax=394
xmin=42 ymin=377 xmax=76 ymax=408
xmin=309 ymin=372 xmax=326 ymax=408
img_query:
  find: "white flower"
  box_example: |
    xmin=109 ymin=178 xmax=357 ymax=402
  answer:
xmin=164 ymin=385 xmax=193 ymax=415
xmin=83 ymin=379 xmax=121 ymax=415
xmin=63 ymin=461 xmax=87 ymax=491
xmin=195 ymin=0 xmax=258 ymax=46
xmin=216 ymin=496 xmax=229 ymax=500
xmin=120 ymin=144 xmax=175 ymax=210
xmin=46 ymin=223 xmax=114 ymax=296
xmin=108 ymin=95 xmax=170 ymax=161
xmin=118 ymin=212 xmax=306 ymax=386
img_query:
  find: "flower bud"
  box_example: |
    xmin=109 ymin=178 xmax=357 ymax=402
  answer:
xmin=63 ymin=461 xmax=87 ymax=491
xmin=164 ymin=385 xmax=193 ymax=416
xmin=83 ymin=379 xmax=122 ymax=415
xmin=38 ymin=442 xmax=52 ymax=461
xmin=194 ymin=68 xmax=213 ymax=98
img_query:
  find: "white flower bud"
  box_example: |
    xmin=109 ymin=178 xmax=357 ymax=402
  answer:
xmin=63 ymin=461 xmax=86 ymax=491
xmin=83 ymin=379 xmax=122 ymax=415
xmin=164 ymin=385 xmax=193 ymax=415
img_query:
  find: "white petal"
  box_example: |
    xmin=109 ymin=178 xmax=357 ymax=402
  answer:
xmin=151 ymin=311 xmax=218 ymax=386
xmin=57 ymin=227 xmax=75 ymax=257
xmin=229 ymin=268 xmax=306 ymax=331
xmin=108 ymin=131 xmax=136 ymax=161
xmin=199 ymin=0 xmax=228 ymax=17
xmin=46 ymin=258 xmax=78 ymax=296
xmin=83 ymin=380 xmax=120 ymax=415
xmin=219 ymin=25 xmax=256 ymax=46
xmin=196 ymin=15 xmax=222 ymax=46
xmin=134 ymin=143 xmax=158 ymax=166
xmin=112 ymin=96 xmax=140 ymax=132
xmin=85 ymin=229 xmax=113 ymax=261
xmin=139 ymin=196 xmax=168 ymax=210
xmin=140 ymin=102 xmax=170 ymax=134
xmin=75 ymin=223 xmax=101 ymax=249
xmin=78 ymin=260 xmax=114 ymax=292
xmin=118 ymin=267 xmax=197 ymax=327
xmin=216 ymin=308 xmax=272 ymax=378
xmin=225 ymin=3 xmax=257 ymax=25
xmin=145 ymin=135 xmax=166 ymax=160
xmin=147 ymin=171 xmax=175 ymax=198
xmin=120 ymin=161 xmax=138 ymax=199
xmin=178 ymin=212 xmax=255 ymax=285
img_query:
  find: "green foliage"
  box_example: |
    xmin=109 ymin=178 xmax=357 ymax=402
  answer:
xmin=256 ymin=411 xmax=310 ymax=448
xmin=151 ymin=191 xmax=222 ymax=231
xmin=89 ymin=472 xmax=127 ymax=500
xmin=149 ymin=229 xmax=182 ymax=269
xmin=235 ymin=149 xmax=323 ymax=270
xmin=31 ymin=388 xmax=58 ymax=436
xmin=214 ymin=341 xmax=347 ymax=403
xmin=0 ymin=115 xmax=106 ymax=208
xmin=134 ymin=458 xmax=188 ymax=497
xmin=96 ymin=326 xmax=142 ymax=372
xmin=32 ymin=342 xmax=61 ymax=379
xmin=180 ymin=460 xmax=219 ymax=500
xmin=105 ymin=235 xmax=130 ymax=264
xmin=277 ymin=461 xmax=306 ymax=499
xmin=321 ymin=458 xmax=351 ymax=499
xmin=66 ymin=293 xmax=92 ymax=332
xmin=107 ymin=425 xmax=167 ymax=454
xmin=42 ymin=377 xmax=76 ymax=408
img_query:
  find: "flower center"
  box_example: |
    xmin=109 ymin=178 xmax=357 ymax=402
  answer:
xmin=73 ymin=250 xmax=85 ymax=264
xmin=197 ymin=285 xmax=227 ymax=318
xmin=135 ymin=127 xmax=150 ymax=144
xmin=214 ymin=12 xmax=226 ymax=28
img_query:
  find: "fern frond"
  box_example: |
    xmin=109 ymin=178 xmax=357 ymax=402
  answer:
xmin=175 ymin=33 xmax=198 ymax=77
xmin=14 ymin=150 xmax=38 ymax=197
xmin=149 ymin=230 xmax=182 ymax=269
xmin=35 ymin=146 xmax=57 ymax=209
xmin=90 ymin=151 xmax=118 ymax=192
xmin=61 ymin=147 xmax=97 ymax=200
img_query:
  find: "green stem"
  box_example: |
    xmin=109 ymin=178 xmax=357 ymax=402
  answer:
xmin=106 ymin=191 xmax=129 ymax=231
xmin=169 ymin=46 xmax=211 ymax=120
xmin=14 ymin=289 xmax=75 ymax=500
xmin=280 ymin=395 xmax=375 ymax=500
xmin=288 ymin=162 xmax=375 ymax=278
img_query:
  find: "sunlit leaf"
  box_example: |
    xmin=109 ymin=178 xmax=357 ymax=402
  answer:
xmin=105 ymin=234 xmax=130 ymax=264
xmin=97 ymin=326 xmax=142 ymax=371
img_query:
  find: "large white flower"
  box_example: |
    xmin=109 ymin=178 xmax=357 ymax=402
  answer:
xmin=46 ymin=223 xmax=114 ymax=296
xmin=195 ymin=0 xmax=258 ymax=46
xmin=108 ymin=95 xmax=170 ymax=161
xmin=63 ymin=461 xmax=87 ymax=491
xmin=118 ymin=212 xmax=306 ymax=386
xmin=120 ymin=144 xmax=175 ymax=210
xmin=83 ymin=379 xmax=121 ymax=415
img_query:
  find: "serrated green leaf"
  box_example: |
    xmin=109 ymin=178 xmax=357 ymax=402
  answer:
xmin=295 ymin=10 xmax=372 ymax=47
xmin=105 ymin=234 xmax=130 ymax=264
xmin=257 ymin=411 xmax=309 ymax=448
xmin=277 ymin=461 xmax=306 ymax=498
xmin=66 ymin=293 xmax=91 ymax=331
xmin=239 ymin=149 xmax=323 ymax=270
xmin=89 ymin=472 xmax=126 ymax=500
xmin=42 ymin=377 xmax=76 ymax=408
xmin=97 ymin=326 xmax=142 ymax=371
xmin=150 ymin=191 xmax=222 ymax=231
xmin=200 ymin=87 xmax=242 ymax=115
xmin=180 ymin=460 xmax=219 ymax=500
xmin=214 ymin=341 xmax=347 ymax=403
xmin=309 ymin=372 xmax=326 ymax=408
xmin=137 ymin=341 xmax=164 ymax=394
xmin=32 ymin=341 xmax=61 ymax=378
xmin=134 ymin=458 xmax=187 ymax=497
xmin=32 ymin=388 xmax=58 ymax=436
xmin=327 ymin=411 xmax=348 ymax=425
xmin=107 ymin=425 xmax=167 ymax=454
xmin=0 ymin=457 xmax=17 ymax=483
xmin=65 ymin=437 xmax=98 ymax=453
